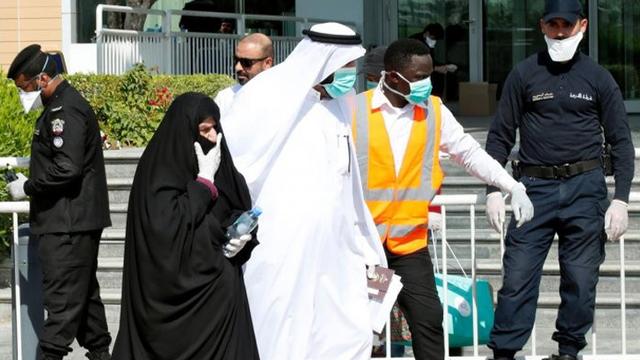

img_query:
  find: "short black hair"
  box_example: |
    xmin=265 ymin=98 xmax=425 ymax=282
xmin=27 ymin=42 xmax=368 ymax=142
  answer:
xmin=7 ymin=44 xmax=57 ymax=80
xmin=384 ymin=39 xmax=431 ymax=72
xmin=423 ymin=23 xmax=444 ymax=39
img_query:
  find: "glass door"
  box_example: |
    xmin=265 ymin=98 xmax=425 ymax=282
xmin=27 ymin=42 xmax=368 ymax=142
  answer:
xmin=597 ymin=1 xmax=640 ymax=112
xmin=397 ymin=0 xmax=470 ymax=102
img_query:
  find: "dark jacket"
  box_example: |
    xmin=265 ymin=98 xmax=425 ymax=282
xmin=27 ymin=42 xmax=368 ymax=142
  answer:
xmin=25 ymin=80 xmax=111 ymax=234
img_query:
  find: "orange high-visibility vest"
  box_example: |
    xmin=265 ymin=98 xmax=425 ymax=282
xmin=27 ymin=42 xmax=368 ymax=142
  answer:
xmin=353 ymin=90 xmax=444 ymax=255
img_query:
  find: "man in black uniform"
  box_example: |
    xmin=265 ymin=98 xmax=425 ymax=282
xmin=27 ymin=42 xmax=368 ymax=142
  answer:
xmin=6 ymin=44 xmax=112 ymax=360
xmin=484 ymin=1 xmax=635 ymax=360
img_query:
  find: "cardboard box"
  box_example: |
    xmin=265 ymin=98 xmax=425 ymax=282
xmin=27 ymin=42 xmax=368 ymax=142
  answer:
xmin=458 ymin=82 xmax=498 ymax=116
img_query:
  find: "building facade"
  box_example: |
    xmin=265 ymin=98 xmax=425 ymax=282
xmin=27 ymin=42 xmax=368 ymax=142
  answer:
xmin=1 ymin=0 xmax=638 ymax=111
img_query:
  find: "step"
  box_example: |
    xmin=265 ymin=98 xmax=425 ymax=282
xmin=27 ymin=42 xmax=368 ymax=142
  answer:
xmin=1 ymin=289 xmax=638 ymax=355
xmin=103 ymin=148 xmax=143 ymax=179
xmin=90 ymin=228 xmax=640 ymax=264
xmin=106 ymin=178 xmax=133 ymax=204
xmin=1 ymin=291 xmax=638 ymax=358
xmin=103 ymin=200 xmax=640 ymax=231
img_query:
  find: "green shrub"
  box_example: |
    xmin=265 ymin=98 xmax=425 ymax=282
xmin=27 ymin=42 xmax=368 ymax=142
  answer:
xmin=66 ymin=65 xmax=234 ymax=147
xmin=0 ymin=72 xmax=39 ymax=257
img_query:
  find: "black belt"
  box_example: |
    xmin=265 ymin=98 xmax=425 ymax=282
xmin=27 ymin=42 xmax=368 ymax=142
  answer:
xmin=519 ymin=158 xmax=601 ymax=179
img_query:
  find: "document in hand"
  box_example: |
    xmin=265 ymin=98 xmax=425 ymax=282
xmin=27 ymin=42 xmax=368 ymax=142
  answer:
xmin=367 ymin=266 xmax=403 ymax=333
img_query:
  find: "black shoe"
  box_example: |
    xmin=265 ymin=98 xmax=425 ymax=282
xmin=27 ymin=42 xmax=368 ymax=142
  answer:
xmin=543 ymin=355 xmax=578 ymax=360
xmin=86 ymin=351 xmax=111 ymax=360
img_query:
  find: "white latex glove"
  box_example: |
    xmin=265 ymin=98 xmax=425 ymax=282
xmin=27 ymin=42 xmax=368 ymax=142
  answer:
xmin=485 ymin=191 xmax=505 ymax=233
xmin=605 ymin=199 xmax=628 ymax=241
xmin=223 ymin=233 xmax=252 ymax=258
xmin=428 ymin=212 xmax=442 ymax=231
xmin=446 ymin=64 xmax=458 ymax=72
xmin=193 ymin=133 xmax=222 ymax=183
xmin=6 ymin=173 xmax=28 ymax=200
xmin=509 ymin=182 xmax=534 ymax=228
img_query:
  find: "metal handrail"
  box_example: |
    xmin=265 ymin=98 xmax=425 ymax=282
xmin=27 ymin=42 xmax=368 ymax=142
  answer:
xmin=94 ymin=4 xmax=357 ymax=75
xmin=380 ymin=192 xmax=640 ymax=359
xmin=0 ymin=201 xmax=28 ymax=360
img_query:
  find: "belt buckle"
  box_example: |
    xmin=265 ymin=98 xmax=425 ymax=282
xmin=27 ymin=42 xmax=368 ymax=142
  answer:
xmin=552 ymin=163 xmax=571 ymax=179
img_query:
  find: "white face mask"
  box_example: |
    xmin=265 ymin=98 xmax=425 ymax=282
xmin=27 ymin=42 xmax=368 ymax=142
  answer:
xmin=425 ymin=36 xmax=437 ymax=48
xmin=544 ymin=31 xmax=583 ymax=62
xmin=19 ymin=88 xmax=43 ymax=113
xmin=17 ymin=55 xmax=50 ymax=113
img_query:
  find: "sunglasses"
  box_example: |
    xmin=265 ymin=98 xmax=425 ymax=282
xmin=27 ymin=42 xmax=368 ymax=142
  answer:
xmin=234 ymin=56 xmax=267 ymax=68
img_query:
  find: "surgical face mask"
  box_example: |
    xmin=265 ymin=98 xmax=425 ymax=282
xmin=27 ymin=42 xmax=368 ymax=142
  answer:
xmin=18 ymin=56 xmax=51 ymax=113
xmin=544 ymin=31 xmax=583 ymax=62
xmin=382 ymin=71 xmax=433 ymax=105
xmin=323 ymin=67 xmax=357 ymax=99
xmin=366 ymin=80 xmax=379 ymax=90
xmin=425 ymin=36 xmax=437 ymax=48
xmin=19 ymin=87 xmax=43 ymax=113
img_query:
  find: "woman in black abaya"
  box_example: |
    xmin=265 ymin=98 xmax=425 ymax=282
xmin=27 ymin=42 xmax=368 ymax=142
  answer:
xmin=112 ymin=93 xmax=260 ymax=360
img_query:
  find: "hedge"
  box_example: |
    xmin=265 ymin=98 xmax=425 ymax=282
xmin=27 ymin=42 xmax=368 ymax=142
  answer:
xmin=0 ymin=65 xmax=234 ymax=256
xmin=66 ymin=64 xmax=234 ymax=147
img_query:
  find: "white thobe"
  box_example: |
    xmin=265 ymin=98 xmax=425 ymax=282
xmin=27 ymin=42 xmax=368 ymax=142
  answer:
xmin=239 ymin=90 xmax=384 ymax=360
xmin=214 ymin=83 xmax=242 ymax=117
xmin=224 ymin=38 xmax=385 ymax=360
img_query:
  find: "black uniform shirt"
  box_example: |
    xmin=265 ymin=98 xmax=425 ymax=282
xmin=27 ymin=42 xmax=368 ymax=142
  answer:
xmin=486 ymin=51 xmax=635 ymax=202
xmin=24 ymin=80 xmax=112 ymax=234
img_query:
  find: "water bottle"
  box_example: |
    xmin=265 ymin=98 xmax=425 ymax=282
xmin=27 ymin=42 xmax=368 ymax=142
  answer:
xmin=226 ymin=207 xmax=262 ymax=240
xmin=4 ymin=164 xmax=18 ymax=183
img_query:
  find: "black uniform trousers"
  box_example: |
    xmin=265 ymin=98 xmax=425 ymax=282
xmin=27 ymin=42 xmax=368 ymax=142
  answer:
xmin=386 ymin=246 xmax=444 ymax=360
xmin=489 ymin=168 xmax=607 ymax=358
xmin=36 ymin=230 xmax=111 ymax=359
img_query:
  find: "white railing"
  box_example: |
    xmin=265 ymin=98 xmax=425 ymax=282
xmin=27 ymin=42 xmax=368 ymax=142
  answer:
xmin=0 ymin=200 xmax=29 ymax=360
xmin=378 ymin=192 xmax=640 ymax=360
xmin=96 ymin=5 xmax=355 ymax=75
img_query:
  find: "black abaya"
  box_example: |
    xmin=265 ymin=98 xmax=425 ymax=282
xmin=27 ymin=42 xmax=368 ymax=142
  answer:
xmin=112 ymin=93 xmax=260 ymax=360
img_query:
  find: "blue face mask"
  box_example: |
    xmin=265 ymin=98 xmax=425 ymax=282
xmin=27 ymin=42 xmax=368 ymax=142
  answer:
xmin=366 ymin=80 xmax=379 ymax=90
xmin=323 ymin=67 xmax=357 ymax=98
xmin=383 ymin=71 xmax=433 ymax=104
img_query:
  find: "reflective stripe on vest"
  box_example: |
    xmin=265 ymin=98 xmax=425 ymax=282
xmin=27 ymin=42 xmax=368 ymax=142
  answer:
xmin=354 ymin=89 xmax=444 ymax=255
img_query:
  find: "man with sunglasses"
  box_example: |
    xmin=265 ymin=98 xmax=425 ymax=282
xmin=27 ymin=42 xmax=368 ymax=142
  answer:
xmin=215 ymin=33 xmax=273 ymax=116
xmin=6 ymin=44 xmax=112 ymax=360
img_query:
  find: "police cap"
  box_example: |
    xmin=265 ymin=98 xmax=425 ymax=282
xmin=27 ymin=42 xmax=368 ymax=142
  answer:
xmin=7 ymin=44 xmax=47 ymax=80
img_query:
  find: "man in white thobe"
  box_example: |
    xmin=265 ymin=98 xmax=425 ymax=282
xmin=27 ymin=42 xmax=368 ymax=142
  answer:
xmin=223 ymin=23 xmax=386 ymax=360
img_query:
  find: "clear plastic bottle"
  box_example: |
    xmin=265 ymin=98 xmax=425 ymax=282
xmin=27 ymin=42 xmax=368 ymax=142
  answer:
xmin=225 ymin=207 xmax=262 ymax=240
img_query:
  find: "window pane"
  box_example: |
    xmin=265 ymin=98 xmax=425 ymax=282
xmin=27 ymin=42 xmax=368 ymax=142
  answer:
xmin=397 ymin=0 xmax=469 ymax=101
xmin=244 ymin=0 xmax=295 ymax=36
xmin=598 ymin=1 xmax=640 ymax=100
xmin=77 ymin=0 xmax=111 ymax=43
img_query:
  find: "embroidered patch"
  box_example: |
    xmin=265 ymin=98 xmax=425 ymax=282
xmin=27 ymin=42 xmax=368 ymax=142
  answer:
xmin=532 ymin=92 xmax=554 ymax=102
xmin=51 ymin=119 xmax=65 ymax=135
xmin=53 ymin=136 xmax=64 ymax=148
xmin=569 ymin=92 xmax=594 ymax=102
